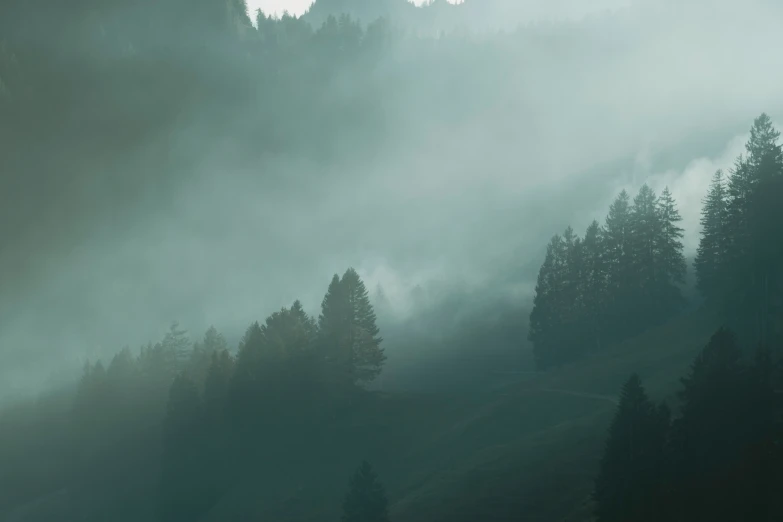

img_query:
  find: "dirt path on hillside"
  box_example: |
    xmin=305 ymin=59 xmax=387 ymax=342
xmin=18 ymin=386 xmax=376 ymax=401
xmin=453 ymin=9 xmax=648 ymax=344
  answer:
xmin=538 ymin=388 xmax=619 ymax=405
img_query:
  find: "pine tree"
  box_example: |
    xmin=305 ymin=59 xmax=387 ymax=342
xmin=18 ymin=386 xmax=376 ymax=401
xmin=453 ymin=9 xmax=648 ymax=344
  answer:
xmin=529 ymin=235 xmax=562 ymax=369
xmin=562 ymin=226 xmax=586 ymax=360
xmin=745 ymin=113 xmax=781 ymax=175
xmin=204 ymin=349 xmax=234 ymax=411
xmin=581 ymin=220 xmax=608 ymax=353
xmin=262 ymin=300 xmax=318 ymax=361
xmin=594 ymin=374 xmax=669 ymax=522
xmin=629 ymin=184 xmax=659 ymax=277
xmin=231 ymin=321 xmax=264 ymax=403
xmin=654 ymin=187 xmax=686 ymax=318
xmin=669 ymin=328 xmax=778 ymax=521
xmin=694 ymin=170 xmax=728 ymax=300
xmin=341 ymin=461 xmax=390 ymax=522
xmin=318 ymin=269 xmax=385 ymax=387
xmin=161 ymin=321 xmax=191 ymax=374
xmin=628 ymin=184 xmax=660 ymax=322
xmin=721 ymin=115 xmax=783 ymax=345
xmin=189 ymin=326 xmax=228 ymax=388
xmin=745 ymin=121 xmax=783 ymax=347
xmin=603 ymin=190 xmax=634 ymax=339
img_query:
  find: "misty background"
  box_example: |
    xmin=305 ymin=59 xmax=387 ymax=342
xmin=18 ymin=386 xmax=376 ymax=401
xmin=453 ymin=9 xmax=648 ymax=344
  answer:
xmin=1 ymin=0 xmax=782 ymax=399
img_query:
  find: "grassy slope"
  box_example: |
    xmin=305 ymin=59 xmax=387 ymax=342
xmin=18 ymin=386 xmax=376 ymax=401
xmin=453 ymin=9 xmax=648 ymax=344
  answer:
xmin=393 ymin=307 xmax=719 ymax=522
xmin=206 ymin=307 xmax=719 ymax=522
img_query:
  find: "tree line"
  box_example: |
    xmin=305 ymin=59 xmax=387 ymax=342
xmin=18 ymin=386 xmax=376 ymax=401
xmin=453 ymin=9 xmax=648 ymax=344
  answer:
xmin=529 ymin=112 xmax=783 ymax=369
xmin=72 ymin=267 xmax=389 ymax=521
xmin=528 ymin=185 xmax=686 ymax=368
xmin=694 ymin=113 xmax=783 ymax=348
xmin=593 ymin=327 xmax=782 ymax=522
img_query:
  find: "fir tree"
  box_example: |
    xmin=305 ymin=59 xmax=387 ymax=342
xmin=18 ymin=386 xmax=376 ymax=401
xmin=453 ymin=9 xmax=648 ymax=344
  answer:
xmin=203 ymin=349 xmax=234 ymax=412
xmin=341 ymin=461 xmax=390 ymax=522
xmin=745 ymin=113 xmax=781 ymax=175
xmin=189 ymin=326 xmax=228 ymax=388
xmin=318 ymin=268 xmax=385 ymax=387
xmin=581 ymin=220 xmax=607 ymax=353
xmin=628 ymin=184 xmax=660 ymax=323
xmin=529 ymin=235 xmax=562 ymax=369
xmin=561 ymin=226 xmax=585 ymax=359
xmin=694 ymin=170 xmax=728 ymax=300
xmin=670 ymin=328 xmax=778 ymax=521
xmin=161 ymin=321 xmax=191 ymax=373
xmin=654 ymin=186 xmax=686 ymax=318
xmin=603 ymin=190 xmax=634 ymax=338
xmin=593 ymin=374 xmax=669 ymax=522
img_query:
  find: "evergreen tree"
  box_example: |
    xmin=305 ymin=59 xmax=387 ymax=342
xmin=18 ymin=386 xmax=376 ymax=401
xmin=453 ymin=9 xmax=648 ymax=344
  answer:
xmin=628 ymin=184 xmax=660 ymax=323
xmin=593 ymin=374 xmax=669 ymax=522
xmin=318 ymin=268 xmax=385 ymax=387
xmin=561 ymin=226 xmax=585 ymax=359
xmin=203 ymin=349 xmax=234 ymax=412
xmin=161 ymin=321 xmax=191 ymax=373
xmin=189 ymin=325 xmax=228 ymax=388
xmin=745 ymin=113 xmax=781 ymax=175
xmin=341 ymin=461 xmax=390 ymax=522
xmin=581 ymin=220 xmax=607 ymax=353
xmin=603 ymin=190 xmax=634 ymax=339
xmin=694 ymin=170 xmax=728 ymax=300
xmin=669 ymin=328 xmax=778 ymax=521
xmin=262 ymin=300 xmax=318 ymax=361
xmin=654 ymin=186 xmax=686 ymax=317
xmin=529 ymin=235 xmax=563 ymax=369
xmin=720 ymin=115 xmax=783 ymax=344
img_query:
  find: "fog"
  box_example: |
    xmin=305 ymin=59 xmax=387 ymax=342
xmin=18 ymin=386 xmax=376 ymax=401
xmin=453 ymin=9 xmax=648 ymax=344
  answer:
xmin=1 ymin=0 xmax=783 ymax=399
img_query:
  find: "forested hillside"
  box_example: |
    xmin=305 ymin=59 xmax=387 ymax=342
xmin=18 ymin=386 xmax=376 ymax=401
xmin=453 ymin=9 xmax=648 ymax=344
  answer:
xmin=1 ymin=1 xmax=783 ymax=521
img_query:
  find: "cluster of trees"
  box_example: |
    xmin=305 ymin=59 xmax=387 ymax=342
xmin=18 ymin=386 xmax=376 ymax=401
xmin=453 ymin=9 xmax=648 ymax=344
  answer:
xmin=529 ymin=185 xmax=686 ymax=368
xmin=72 ymin=268 xmax=386 ymax=521
xmin=594 ymin=327 xmax=782 ymax=521
xmin=694 ymin=114 xmax=783 ymax=348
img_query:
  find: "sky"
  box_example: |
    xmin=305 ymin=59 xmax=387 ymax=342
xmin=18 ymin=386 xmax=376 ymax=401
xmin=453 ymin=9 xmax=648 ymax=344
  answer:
xmin=248 ymin=0 xmax=314 ymax=17
xmin=246 ymin=0 xmax=628 ymax=20
xmin=247 ymin=1 xmax=459 ymax=18
xmin=2 ymin=0 xmax=783 ymax=399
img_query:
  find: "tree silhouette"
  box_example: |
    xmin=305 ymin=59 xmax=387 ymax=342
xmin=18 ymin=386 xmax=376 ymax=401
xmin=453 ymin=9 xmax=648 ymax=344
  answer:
xmin=319 ymin=268 xmax=385 ymax=387
xmin=694 ymin=170 xmax=728 ymax=300
xmin=342 ymin=461 xmax=390 ymax=522
xmin=593 ymin=374 xmax=669 ymax=522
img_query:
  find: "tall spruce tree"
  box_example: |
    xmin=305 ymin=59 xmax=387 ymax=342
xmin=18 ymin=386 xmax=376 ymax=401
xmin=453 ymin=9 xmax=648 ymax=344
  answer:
xmin=562 ymin=226 xmax=586 ymax=359
xmin=694 ymin=170 xmax=728 ymax=300
xmin=189 ymin=325 xmax=228 ymax=388
xmin=593 ymin=374 xmax=670 ymax=522
xmin=603 ymin=190 xmax=634 ymax=339
xmin=581 ymin=220 xmax=608 ymax=353
xmin=654 ymin=186 xmax=686 ymax=318
xmin=745 ymin=113 xmax=781 ymax=175
xmin=669 ymin=328 xmax=779 ymax=521
xmin=529 ymin=235 xmax=563 ymax=369
xmin=341 ymin=461 xmax=390 ymax=522
xmin=628 ymin=184 xmax=660 ymax=323
xmin=721 ymin=115 xmax=783 ymax=344
xmin=318 ymin=268 xmax=385 ymax=387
